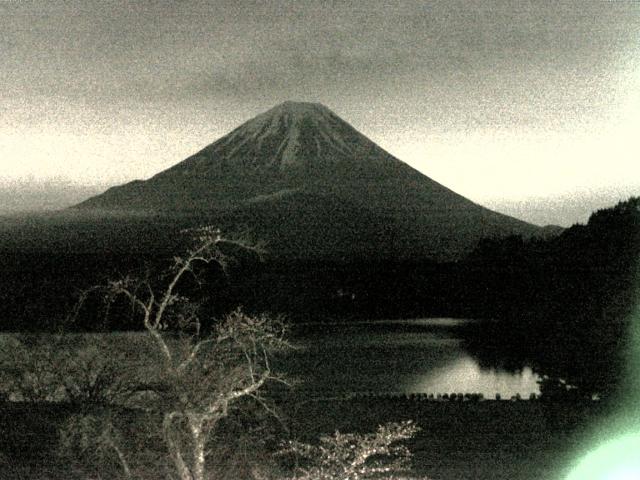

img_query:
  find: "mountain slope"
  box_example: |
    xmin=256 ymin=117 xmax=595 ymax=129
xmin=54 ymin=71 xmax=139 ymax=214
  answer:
xmin=76 ymin=101 xmax=542 ymax=260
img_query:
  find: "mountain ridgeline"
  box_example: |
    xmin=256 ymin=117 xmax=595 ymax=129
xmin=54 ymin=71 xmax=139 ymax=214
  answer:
xmin=76 ymin=101 xmax=541 ymax=261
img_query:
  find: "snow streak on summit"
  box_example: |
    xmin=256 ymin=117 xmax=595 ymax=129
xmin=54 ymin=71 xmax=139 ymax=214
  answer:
xmin=76 ymin=102 xmax=541 ymax=260
xmin=208 ymin=101 xmax=362 ymax=169
xmin=158 ymin=101 xmax=403 ymax=178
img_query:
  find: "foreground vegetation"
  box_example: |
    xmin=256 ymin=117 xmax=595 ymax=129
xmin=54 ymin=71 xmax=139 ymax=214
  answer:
xmin=0 ymin=395 xmax=607 ymax=480
xmin=0 ymin=229 xmax=425 ymax=480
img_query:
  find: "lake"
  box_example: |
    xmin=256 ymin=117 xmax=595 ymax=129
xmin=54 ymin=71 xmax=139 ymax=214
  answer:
xmin=280 ymin=318 xmax=540 ymax=398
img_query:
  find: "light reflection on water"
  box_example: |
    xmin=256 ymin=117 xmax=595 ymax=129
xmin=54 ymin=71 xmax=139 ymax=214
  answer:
xmin=404 ymin=355 xmax=539 ymax=398
xmin=283 ymin=319 xmax=540 ymax=397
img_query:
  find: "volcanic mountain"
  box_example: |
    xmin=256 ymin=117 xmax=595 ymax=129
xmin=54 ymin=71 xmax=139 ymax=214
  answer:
xmin=76 ymin=101 xmax=541 ymax=260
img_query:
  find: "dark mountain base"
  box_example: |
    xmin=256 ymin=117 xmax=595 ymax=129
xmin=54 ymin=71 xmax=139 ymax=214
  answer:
xmin=0 ymin=211 xmax=478 ymax=330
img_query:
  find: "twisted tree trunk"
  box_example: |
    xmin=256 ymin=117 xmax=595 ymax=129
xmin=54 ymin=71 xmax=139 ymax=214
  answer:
xmin=190 ymin=415 xmax=207 ymax=480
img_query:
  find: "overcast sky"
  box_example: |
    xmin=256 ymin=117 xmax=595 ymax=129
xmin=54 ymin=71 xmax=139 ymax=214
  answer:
xmin=1 ymin=0 xmax=639 ymax=225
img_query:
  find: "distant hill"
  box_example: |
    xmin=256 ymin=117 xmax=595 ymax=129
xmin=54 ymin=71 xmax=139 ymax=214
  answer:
xmin=75 ymin=101 xmax=545 ymax=261
xmin=463 ymin=197 xmax=640 ymax=397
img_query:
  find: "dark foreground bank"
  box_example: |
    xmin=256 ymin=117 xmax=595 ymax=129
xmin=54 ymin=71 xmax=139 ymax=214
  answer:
xmin=0 ymin=397 xmax=608 ymax=480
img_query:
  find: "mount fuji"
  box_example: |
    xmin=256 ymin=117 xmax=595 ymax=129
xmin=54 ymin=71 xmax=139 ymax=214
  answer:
xmin=76 ymin=101 xmax=542 ymax=260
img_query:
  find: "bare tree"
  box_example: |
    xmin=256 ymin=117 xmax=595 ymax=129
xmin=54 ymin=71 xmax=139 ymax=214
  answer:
xmin=0 ymin=334 xmax=132 ymax=404
xmin=70 ymin=227 xmax=288 ymax=480
xmin=4 ymin=227 xmax=427 ymax=480
xmin=0 ymin=334 xmax=64 ymax=402
xmin=280 ymin=420 xmax=423 ymax=480
xmin=59 ymin=411 xmax=134 ymax=479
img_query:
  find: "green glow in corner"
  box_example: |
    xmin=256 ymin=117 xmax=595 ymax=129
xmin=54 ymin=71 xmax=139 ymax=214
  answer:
xmin=566 ymin=295 xmax=640 ymax=480
xmin=566 ymin=433 xmax=640 ymax=480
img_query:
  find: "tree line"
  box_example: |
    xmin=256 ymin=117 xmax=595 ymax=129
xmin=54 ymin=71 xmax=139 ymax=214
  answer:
xmin=462 ymin=197 xmax=640 ymax=399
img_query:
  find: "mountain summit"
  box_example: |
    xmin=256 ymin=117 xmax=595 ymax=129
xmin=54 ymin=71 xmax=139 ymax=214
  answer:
xmin=76 ymin=101 xmax=541 ymax=260
xmin=162 ymin=100 xmax=393 ymax=175
xmin=208 ymin=101 xmax=365 ymax=171
xmin=145 ymin=100 xmax=416 ymax=189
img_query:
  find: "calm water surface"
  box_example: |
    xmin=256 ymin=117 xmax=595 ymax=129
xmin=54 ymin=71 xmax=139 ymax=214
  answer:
xmin=280 ymin=319 xmax=539 ymax=397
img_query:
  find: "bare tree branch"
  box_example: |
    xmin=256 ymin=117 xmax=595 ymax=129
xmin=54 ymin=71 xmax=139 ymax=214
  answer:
xmin=60 ymin=228 xmax=290 ymax=480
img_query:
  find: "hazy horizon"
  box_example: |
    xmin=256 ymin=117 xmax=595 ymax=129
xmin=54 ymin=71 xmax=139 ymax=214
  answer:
xmin=2 ymin=1 xmax=639 ymax=226
xmin=1 ymin=174 xmax=635 ymax=228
